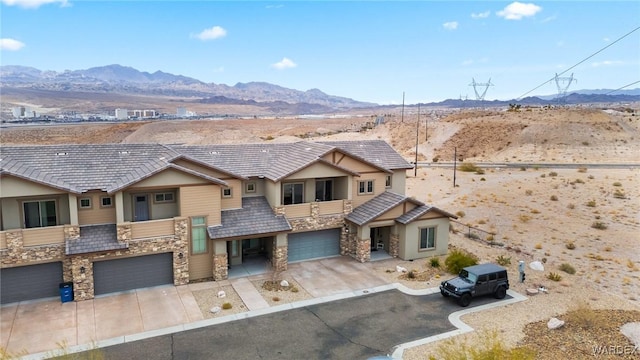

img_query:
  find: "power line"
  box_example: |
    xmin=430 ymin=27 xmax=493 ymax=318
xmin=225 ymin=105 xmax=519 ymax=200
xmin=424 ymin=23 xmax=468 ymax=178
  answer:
xmin=517 ymin=25 xmax=640 ymax=100
xmin=604 ymin=80 xmax=640 ymax=95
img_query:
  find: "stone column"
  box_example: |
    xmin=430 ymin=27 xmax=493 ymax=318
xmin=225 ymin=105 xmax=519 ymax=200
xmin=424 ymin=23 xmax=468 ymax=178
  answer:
xmin=343 ymin=200 xmax=353 ymax=215
xmin=212 ymin=253 xmax=228 ymax=280
xmin=340 ymin=226 xmax=350 ymax=256
xmin=389 ymin=233 xmax=400 ymax=258
xmin=310 ymin=202 xmax=319 ymax=219
xmin=354 ymin=237 xmax=371 ymax=263
xmin=117 ymin=223 xmax=131 ymax=244
xmin=173 ymin=218 xmax=189 ymax=285
xmin=273 ymin=206 xmax=286 ymax=216
xmin=71 ymin=256 xmax=94 ymax=301
xmin=5 ymin=230 xmax=24 ymax=261
xmin=64 ymin=225 xmax=80 ymax=241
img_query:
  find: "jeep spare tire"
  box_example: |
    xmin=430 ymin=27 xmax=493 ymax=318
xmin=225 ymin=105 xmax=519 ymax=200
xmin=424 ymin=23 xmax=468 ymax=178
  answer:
xmin=494 ymin=286 xmax=507 ymax=299
xmin=458 ymin=293 xmax=471 ymax=307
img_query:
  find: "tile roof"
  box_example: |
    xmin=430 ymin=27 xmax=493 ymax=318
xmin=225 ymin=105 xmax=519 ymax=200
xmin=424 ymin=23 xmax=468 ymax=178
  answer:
xmin=207 ymin=197 xmax=291 ymax=240
xmin=396 ymin=205 xmax=458 ymax=223
xmin=346 ymin=191 xmax=422 ymax=226
xmin=66 ymin=224 xmax=128 ymax=255
xmin=319 ymin=140 xmax=414 ymax=170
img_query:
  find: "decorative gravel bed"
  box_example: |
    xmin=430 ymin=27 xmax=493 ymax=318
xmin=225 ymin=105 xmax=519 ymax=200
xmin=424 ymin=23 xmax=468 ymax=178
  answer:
xmin=252 ymin=278 xmax=313 ymax=306
xmin=191 ymin=284 xmax=247 ymax=318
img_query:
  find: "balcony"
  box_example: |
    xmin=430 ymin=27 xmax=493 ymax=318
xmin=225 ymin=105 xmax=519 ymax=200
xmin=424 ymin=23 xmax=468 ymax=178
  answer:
xmin=283 ymin=200 xmax=347 ymax=219
xmin=130 ymin=218 xmax=175 ymax=239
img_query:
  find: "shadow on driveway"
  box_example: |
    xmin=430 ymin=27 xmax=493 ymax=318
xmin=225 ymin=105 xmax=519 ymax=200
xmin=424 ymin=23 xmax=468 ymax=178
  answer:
xmin=98 ymin=290 xmax=512 ymax=360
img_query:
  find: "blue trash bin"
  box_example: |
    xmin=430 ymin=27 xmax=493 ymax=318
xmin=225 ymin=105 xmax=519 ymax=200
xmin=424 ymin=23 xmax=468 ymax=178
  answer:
xmin=59 ymin=282 xmax=74 ymax=303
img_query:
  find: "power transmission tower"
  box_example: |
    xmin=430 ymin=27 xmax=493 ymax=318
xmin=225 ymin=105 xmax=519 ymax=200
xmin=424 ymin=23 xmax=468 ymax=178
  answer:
xmin=469 ymin=78 xmax=494 ymax=101
xmin=553 ymin=73 xmax=577 ymax=104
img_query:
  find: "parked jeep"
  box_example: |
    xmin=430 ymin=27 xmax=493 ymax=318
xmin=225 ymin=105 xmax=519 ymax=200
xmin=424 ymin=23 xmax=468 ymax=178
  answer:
xmin=439 ymin=263 xmax=509 ymax=307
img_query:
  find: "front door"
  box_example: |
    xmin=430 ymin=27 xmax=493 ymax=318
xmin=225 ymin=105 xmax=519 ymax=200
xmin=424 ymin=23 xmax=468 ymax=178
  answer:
xmin=134 ymin=195 xmax=149 ymax=221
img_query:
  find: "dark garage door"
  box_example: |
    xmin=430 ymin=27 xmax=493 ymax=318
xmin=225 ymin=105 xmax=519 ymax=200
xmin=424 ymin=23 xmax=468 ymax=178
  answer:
xmin=1 ymin=262 xmax=63 ymax=304
xmin=288 ymin=229 xmax=341 ymax=262
xmin=94 ymin=253 xmax=173 ymax=296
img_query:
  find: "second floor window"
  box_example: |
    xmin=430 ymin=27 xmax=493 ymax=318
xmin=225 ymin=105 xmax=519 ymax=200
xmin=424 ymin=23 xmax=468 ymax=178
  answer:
xmin=283 ymin=183 xmax=304 ymax=205
xmin=358 ymin=180 xmax=374 ymax=195
xmin=23 ymin=200 xmax=57 ymax=228
xmin=191 ymin=216 xmax=207 ymax=254
xmin=385 ymin=175 xmax=392 ymax=188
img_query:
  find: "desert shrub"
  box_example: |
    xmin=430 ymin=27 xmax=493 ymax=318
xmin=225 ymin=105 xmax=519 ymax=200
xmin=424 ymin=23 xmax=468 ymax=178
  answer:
xmin=612 ymin=181 xmax=622 ymax=187
xmin=613 ymin=189 xmax=626 ymax=199
xmin=445 ymin=249 xmax=478 ymax=274
xmin=456 ymin=210 xmax=466 ymax=218
xmin=546 ymin=272 xmax=562 ymax=281
xmin=577 ymin=167 xmax=588 ymax=173
xmin=459 ymin=162 xmax=480 ymax=172
xmin=534 ymin=243 xmax=542 ymax=249
xmin=565 ymin=242 xmax=576 ymax=250
xmin=432 ymin=156 xmax=439 ymax=163
xmin=525 ymin=189 xmax=533 ymax=196
xmin=430 ymin=329 xmax=536 ymax=360
xmin=480 ymin=177 xmax=486 ymax=181
xmin=550 ymin=195 xmax=558 ymax=201
xmin=591 ymin=221 xmax=607 ymax=230
xmin=430 ymin=257 xmax=440 ymax=268
xmin=567 ymin=203 xmax=575 ymax=209
xmin=407 ymin=270 xmax=416 ymax=279
xmin=573 ymin=178 xmax=585 ymax=184
xmin=548 ymin=171 xmax=558 ymax=177
xmin=263 ymin=135 xmax=274 ymax=141
xmin=566 ymin=301 xmax=598 ymax=329
xmin=291 ymin=286 xmax=299 ymax=293
xmin=519 ymin=214 xmax=532 ymax=223
xmin=582 ymin=141 xmax=590 ymax=146
xmin=541 ymin=257 xmax=547 ymax=263
xmin=586 ymin=200 xmax=596 ymax=207
xmin=222 ymin=302 xmax=233 ymax=310
xmin=540 ymin=173 xmax=546 ymax=178
xmin=559 ymin=263 xmax=576 ymax=274
xmin=496 ymin=255 xmax=511 ymax=266
xmin=530 ymin=209 xmax=540 ymax=214
xmin=272 ymin=296 xmax=281 ymax=302
xmin=520 ymin=166 xmax=527 ymax=171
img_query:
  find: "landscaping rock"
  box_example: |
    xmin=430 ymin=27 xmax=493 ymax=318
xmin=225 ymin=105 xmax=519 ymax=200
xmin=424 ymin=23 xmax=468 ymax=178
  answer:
xmin=547 ymin=317 xmax=565 ymax=330
xmin=396 ymin=265 xmax=408 ymax=273
xmin=526 ymin=288 xmax=539 ymax=295
xmin=217 ymin=290 xmax=226 ymax=298
xmin=620 ymin=322 xmax=640 ymax=349
xmin=210 ymin=306 xmax=221 ymax=314
xmin=529 ymin=261 xmax=544 ymax=271
xmin=280 ymin=280 xmax=289 ymax=287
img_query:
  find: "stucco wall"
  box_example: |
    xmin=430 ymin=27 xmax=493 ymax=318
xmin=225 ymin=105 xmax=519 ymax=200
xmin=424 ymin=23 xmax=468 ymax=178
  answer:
xmin=398 ymin=217 xmax=450 ymax=260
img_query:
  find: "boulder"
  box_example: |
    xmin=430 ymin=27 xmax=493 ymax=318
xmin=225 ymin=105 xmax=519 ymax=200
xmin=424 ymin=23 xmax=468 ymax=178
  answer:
xmin=210 ymin=306 xmax=221 ymax=314
xmin=547 ymin=317 xmax=565 ymax=330
xmin=620 ymin=322 xmax=640 ymax=349
xmin=526 ymin=288 xmax=539 ymax=295
xmin=217 ymin=290 xmax=226 ymax=298
xmin=529 ymin=261 xmax=544 ymax=271
xmin=396 ymin=265 xmax=408 ymax=273
xmin=280 ymin=280 xmax=289 ymax=287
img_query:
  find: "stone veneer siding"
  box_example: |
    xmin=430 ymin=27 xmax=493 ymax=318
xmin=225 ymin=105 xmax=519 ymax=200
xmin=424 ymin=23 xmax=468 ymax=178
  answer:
xmin=272 ymin=243 xmax=288 ymax=272
xmin=389 ymin=233 xmax=400 ymax=258
xmin=1 ymin=218 xmax=190 ymax=302
xmin=212 ymin=253 xmax=228 ymax=280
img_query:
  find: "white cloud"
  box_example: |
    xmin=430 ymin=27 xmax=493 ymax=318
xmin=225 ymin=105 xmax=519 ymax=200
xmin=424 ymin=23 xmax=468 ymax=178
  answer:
xmin=471 ymin=11 xmax=490 ymax=19
xmin=591 ymin=60 xmax=623 ymax=67
xmin=1 ymin=0 xmax=68 ymax=9
xmin=443 ymin=21 xmax=458 ymax=30
xmin=0 ymin=38 xmax=25 ymax=51
xmin=193 ymin=26 xmax=227 ymax=41
xmin=497 ymin=2 xmax=542 ymax=20
xmin=212 ymin=66 xmax=224 ymax=73
xmin=603 ymin=37 xmax=610 ymax=42
xmin=271 ymin=57 xmax=297 ymax=70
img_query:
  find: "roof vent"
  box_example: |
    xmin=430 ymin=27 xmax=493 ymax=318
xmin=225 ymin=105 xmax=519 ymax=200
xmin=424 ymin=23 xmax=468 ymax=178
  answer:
xmin=209 ymin=151 xmax=220 ymax=155
xmin=55 ymin=152 xmax=68 ymax=156
xmin=260 ymin=149 xmax=268 ymax=153
xmin=305 ymin=147 xmax=312 ymax=151
xmin=119 ymin=151 xmax=130 ymax=155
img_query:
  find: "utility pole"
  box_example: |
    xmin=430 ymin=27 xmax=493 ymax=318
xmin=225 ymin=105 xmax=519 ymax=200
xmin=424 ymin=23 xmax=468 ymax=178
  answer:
xmin=425 ymin=112 xmax=428 ymax=142
xmin=401 ymin=92 xmax=405 ymax=123
xmin=414 ymin=103 xmax=420 ymax=177
xmin=453 ymin=147 xmax=457 ymax=187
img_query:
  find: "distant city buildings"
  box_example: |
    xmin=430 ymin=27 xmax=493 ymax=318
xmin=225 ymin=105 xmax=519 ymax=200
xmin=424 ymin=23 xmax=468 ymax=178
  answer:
xmin=176 ymin=107 xmax=196 ymax=117
xmin=115 ymin=108 xmax=128 ymax=120
xmin=11 ymin=106 xmax=38 ymax=119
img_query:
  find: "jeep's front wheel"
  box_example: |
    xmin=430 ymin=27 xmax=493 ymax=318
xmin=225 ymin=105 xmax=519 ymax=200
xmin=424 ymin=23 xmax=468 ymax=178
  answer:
xmin=494 ymin=286 xmax=507 ymax=299
xmin=458 ymin=293 xmax=471 ymax=307
xmin=440 ymin=289 xmax=449 ymax=297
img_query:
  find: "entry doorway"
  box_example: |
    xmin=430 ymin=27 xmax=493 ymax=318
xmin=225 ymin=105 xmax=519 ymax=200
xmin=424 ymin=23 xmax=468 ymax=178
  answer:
xmin=370 ymin=227 xmax=391 ymax=252
xmin=133 ymin=195 xmax=149 ymax=221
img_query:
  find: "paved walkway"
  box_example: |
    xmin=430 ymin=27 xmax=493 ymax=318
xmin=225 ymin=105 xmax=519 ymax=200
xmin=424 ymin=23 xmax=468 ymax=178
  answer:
xmin=0 ymin=257 xmax=527 ymax=359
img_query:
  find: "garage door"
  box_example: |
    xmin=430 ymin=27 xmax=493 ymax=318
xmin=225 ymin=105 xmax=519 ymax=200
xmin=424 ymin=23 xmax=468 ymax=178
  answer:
xmin=288 ymin=229 xmax=341 ymax=262
xmin=94 ymin=253 xmax=173 ymax=295
xmin=1 ymin=262 xmax=63 ymax=304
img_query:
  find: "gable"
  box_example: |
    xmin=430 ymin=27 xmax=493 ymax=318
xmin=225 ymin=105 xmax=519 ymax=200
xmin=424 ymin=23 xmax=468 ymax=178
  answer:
xmin=127 ymin=168 xmax=216 ymax=189
xmin=0 ymin=174 xmax=68 ymax=197
xmin=172 ymin=158 xmax=242 ymax=180
xmin=322 ymin=151 xmax=384 ymax=173
xmin=284 ymin=161 xmax=353 ymax=180
xmin=414 ymin=209 xmax=451 ymax=221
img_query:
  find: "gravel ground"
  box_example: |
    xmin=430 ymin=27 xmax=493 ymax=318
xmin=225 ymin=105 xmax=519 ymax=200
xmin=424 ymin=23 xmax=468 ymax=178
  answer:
xmin=191 ymin=284 xmax=248 ymax=318
xmin=251 ymin=278 xmax=313 ymax=306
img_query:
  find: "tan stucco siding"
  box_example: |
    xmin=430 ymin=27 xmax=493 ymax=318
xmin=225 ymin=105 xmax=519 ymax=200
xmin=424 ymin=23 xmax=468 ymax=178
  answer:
xmin=179 ymin=185 xmax=221 ymax=226
xmin=372 ymin=202 xmax=418 ymax=222
xmin=390 ymin=170 xmax=407 ymax=195
xmin=129 ymin=168 xmax=212 ymax=189
xmin=398 ymin=217 xmax=449 ymax=260
xmin=284 ymin=162 xmax=350 ymax=180
xmin=221 ymin=179 xmax=242 ymax=210
xmin=130 ymin=219 xmax=175 ymax=239
xmin=189 ymin=251 xmax=213 ymax=280
xmin=351 ymin=172 xmax=388 ymax=208
xmin=22 ymin=226 xmax=65 ymax=246
xmin=0 ymin=232 xmax=6 ymax=249
xmin=0 ymin=175 xmax=67 ymax=198
xmin=242 ymin=179 xmax=266 ymax=197
xmin=322 ymin=152 xmax=380 ymax=173
xmin=77 ymin=193 xmax=117 ymax=225
xmin=265 ymin=180 xmax=279 ymax=206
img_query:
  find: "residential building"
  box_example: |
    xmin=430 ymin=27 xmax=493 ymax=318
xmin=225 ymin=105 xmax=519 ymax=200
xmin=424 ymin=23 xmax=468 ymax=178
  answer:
xmin=115 ymin=108 xmax=128 ymax=120
xmin=0 ymin=140 xmax=456 ymax=304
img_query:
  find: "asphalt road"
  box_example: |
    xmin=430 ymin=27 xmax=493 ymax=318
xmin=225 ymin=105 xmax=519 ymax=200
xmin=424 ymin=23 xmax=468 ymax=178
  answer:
xmin=415 ymin=161 xmax=640 ymax=169
xmin=88 ymin=290 xmax=511 ymax=360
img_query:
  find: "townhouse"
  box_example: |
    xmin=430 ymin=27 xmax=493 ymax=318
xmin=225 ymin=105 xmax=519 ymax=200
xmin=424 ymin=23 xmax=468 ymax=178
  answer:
xmin=0 ymin=140 xmax=456 ymax=304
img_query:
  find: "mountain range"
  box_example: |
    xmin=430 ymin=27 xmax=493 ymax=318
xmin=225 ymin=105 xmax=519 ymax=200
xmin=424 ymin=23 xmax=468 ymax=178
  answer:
xmin=1 ymin=64 xmax=638 ymax=112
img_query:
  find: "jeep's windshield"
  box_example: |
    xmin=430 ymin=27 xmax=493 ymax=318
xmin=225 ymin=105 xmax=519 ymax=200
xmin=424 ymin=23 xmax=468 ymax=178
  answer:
xmin=459 ymin=270 xmax=477 ymax=283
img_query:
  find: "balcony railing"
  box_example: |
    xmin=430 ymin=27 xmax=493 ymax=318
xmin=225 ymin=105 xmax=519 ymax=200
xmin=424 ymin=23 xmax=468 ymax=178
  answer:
xmin=22 ymin=226 xmax=65 ymax=246
xmin=0 ymin=232 xmax=6 ymax=249
xmin=317 ymin=200 xmax=344 ymax=215
xmin=283 ymin=200 xmax=346 ymax=219
xmin=130 ymin=218 xmax=175 ymax=239
xmin=283 ymin=203 xmax=311 ymax=218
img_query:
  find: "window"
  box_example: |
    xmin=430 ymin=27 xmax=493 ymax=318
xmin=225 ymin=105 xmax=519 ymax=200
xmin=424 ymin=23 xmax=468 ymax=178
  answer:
xmin=79 ymin=197 xmax=92 ymax=209
xmin=101 ymin=196 xmax=113 ymax=207
xmin=315 ymin=179 xmax=333 ymax=201
xmin=282 ymin=183 xmax=304 ymax=205
xmin=191 ymin=216 xmax=207 ymax=254
xmin=154 ymin=192 xmax=175 ymax=203
xmin=231 ymin=240 xmax=239 ymax=257
xmin=245 ymin=182 xmax=256 ymax=193
xmin=222 ymin=187 xmax=232 ymax=198
xmin=419 ymin=227 xmax=436 ymax=250
xmin=385 ymin=175 xmax=392 ymax=188
xmin=358 ymin=180 xmax=374 ymax=195
xmin=23 ymin=200 xmax=57 ymax=228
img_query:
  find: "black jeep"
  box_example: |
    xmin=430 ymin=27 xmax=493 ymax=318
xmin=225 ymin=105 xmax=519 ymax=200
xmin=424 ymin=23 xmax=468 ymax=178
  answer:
xmin=439 ymin=263 xmax=509 ymax=307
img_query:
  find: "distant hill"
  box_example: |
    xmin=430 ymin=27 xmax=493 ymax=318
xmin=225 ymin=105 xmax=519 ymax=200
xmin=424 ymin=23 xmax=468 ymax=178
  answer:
xmin=0 ymin=64 xmax=375 ymax=110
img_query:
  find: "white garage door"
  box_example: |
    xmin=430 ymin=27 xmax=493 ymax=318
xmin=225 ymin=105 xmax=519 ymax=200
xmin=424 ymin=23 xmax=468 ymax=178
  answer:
xmin=93 ymin=253 xmax=173 ymax=295
xmin=1 ymin=262 xmax=63 ymax=304
xmin=288 ymin=229 xmax=341 ymax=262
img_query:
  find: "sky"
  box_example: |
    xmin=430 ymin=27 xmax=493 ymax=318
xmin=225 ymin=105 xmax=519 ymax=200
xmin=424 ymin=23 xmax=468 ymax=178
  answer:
xmin=1 ymin=0 xmax=639 ymax=104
